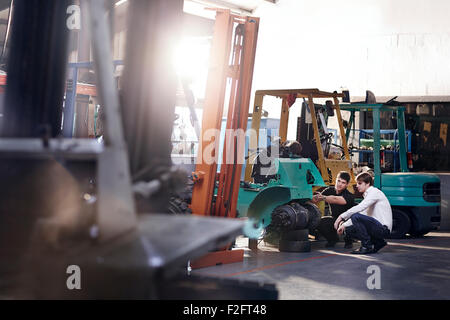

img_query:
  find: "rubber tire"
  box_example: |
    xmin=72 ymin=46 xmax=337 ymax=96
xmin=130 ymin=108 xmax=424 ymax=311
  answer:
xmin=167 ymin=197 xmax=192 ymax=214
xmin=272 ymin=204 xmax=305 ymax=230
xmin=303 ymin=202 xmax=321 ymax=231
xmin=281 ymin=229 xmax=309 ymax=241
xmin=289 ymin=202 xmax=309 ymax=230
xmin=387 ymin=209 xmax=411 ymax=239
xmin=279 ymin=239 xmax=311 ymax=252
xmin=409 ymin=215 xmax=431 ymax=238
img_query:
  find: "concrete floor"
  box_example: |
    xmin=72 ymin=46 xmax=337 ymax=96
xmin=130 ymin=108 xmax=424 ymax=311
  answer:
xmin=192 ymin=231 xmax=450 ymax=299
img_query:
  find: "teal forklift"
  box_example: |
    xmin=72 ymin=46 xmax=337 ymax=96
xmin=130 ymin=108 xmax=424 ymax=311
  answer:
xmin=236 ymin=89 xmax=349 ymax=252
xmin=340 ymin=102 xmax=441 ymax=238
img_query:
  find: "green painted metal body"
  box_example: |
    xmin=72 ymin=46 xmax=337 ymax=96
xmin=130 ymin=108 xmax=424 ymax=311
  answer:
xmin=237 ymin=158 xmax=326 ymax=238
xmin=341 ymin=103 xmax=440 ymax=233
xmin=381 ymin=173 xmax=440 ymax=207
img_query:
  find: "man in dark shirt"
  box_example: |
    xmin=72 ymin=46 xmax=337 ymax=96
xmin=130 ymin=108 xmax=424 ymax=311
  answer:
xmin=312 ymin=171 xmax=355 ymax=248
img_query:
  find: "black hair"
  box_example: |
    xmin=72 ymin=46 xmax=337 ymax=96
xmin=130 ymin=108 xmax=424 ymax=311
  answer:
xmin=337 ymin=171 xmax=351 ymax=183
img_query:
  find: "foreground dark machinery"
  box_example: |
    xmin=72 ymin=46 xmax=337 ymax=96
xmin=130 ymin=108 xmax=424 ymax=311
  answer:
xmin=0 ymin=0 xmax=277 ymax=299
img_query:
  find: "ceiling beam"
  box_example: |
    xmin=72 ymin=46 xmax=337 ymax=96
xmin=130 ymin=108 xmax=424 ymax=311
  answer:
xmin=188 ymin=0 xmax=253 ymax=15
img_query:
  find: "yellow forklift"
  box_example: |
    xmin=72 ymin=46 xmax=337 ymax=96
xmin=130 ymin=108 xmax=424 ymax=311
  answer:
xmin=244 ymin=88 xmax=355 ymax=188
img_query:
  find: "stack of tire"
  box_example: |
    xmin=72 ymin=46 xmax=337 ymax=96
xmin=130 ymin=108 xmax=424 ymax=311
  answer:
xmin=271 ymin=202 xmax=321 ymax=252
xmin=167 ymin=175 xmax=194 ymax=215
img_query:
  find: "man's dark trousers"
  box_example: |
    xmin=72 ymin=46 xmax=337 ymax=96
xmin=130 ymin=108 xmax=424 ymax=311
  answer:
xmin=317 ymin=216 xmax=352 ymax=244
xmin=345 ymin=213 xmax=390 ymax=248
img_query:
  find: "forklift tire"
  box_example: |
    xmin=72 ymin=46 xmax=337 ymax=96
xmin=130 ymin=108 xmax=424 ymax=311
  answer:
xmin=303 ymin=203 xmax=321 ymax=231
xmin=280 ymin=229 xmax=309 ymax=241
xmin=290 ymin=202 xmax=309 ymax=229
xmin=168 ymin=197 xmax=192 ymax=214
xmin=387 ymin=209 xmax=411 ymax=239
xmin=279 ymin=239 xmax=311 ymax=252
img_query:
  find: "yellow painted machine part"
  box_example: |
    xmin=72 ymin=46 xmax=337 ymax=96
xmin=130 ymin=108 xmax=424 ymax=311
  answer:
xmin=244 ymin=89 xmax=356 ymax=188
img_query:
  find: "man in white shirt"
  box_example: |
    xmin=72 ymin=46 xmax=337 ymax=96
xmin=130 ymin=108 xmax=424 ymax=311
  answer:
xmin=334 ymin=172 xmax=392 ymax=254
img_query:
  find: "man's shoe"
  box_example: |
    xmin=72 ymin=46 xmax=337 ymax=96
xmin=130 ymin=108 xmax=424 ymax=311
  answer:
xmin=351 ymin=246 xmax=374 ymax=254
xmin=373 ymin=240 xmax=387 ymax=253
xmin=325 ymin=241 xmax=336 ymax=248
xmin=344 ymin=241 xmax=353 ymax=249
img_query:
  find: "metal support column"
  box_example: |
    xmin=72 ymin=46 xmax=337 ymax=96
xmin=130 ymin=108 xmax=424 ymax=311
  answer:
xmin=308 ymin=94 xmax=327 ymax=182
xmin=244 ymin=93 xmax=264 ymax=182
xmin=373 ymin=107 xmax=381 ymax=188
xmin=397 ymin=109 xmax=408 ymax=172
xmin=279 ymin=98 xmax=289 ymax=143
xmin=84 ymin=0 xmax=136 ymax=242
xmin=62 ymin=67 xmax=78 ymax=137
xmin=190 ymin=10 xmax=234 ymax=216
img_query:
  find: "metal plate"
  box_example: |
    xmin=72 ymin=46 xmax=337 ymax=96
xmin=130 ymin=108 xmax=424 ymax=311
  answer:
xmin=0 ymin=138 xmax=103 ymax=160
xmin=103 ymin=214 xmax=245 ymax=278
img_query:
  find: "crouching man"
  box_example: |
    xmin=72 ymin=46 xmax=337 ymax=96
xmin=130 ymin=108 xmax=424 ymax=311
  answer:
xmin=312 ymin=171 xmax=355 ymax=248
xmin=334 ymin=172 xmax=392 ymax=254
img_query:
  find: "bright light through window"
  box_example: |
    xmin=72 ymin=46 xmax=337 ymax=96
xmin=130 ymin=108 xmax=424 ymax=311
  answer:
xmin=172 ymin=37 xmax=210 ymax=98
xmin=173 ymin=37 xmax=209 ymax=78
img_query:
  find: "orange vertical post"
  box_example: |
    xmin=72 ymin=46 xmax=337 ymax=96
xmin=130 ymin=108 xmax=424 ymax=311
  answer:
xmin=190 ymin=12 xmax=260 ymax=268
xmin=308 ymin=94 xmax=327 ymax=182
xmin=333 ymin=97 xmax=351 ymax=161
xmin=244 ymin=93 xmax=264 ymax=182
xmin=279 ymin=97 xmax=290 ymax=143
xmin=215 ymin=16 xmax=259 ymax=218
xmin=214 ymin=22 xmax=244 ymax=218
xmin=190 ymin=10 xmax=233 ymax=216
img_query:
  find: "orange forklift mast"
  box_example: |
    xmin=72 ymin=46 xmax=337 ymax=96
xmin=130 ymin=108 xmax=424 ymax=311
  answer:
xmin=189 ymin=9 xmax=259 ymax=269
xmin=190 ymin=9 xmax=259 ymax=219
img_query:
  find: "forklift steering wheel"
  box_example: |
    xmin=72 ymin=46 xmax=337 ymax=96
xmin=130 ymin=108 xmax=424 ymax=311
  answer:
xmin=331 ymin=143 xmax=347 ymax=160
xmin=312 ymin=132 xmax=333 ymax=144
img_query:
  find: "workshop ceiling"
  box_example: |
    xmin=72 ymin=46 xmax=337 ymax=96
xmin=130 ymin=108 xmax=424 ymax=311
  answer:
xmin=185 ymin=0 xmax=277 ymax=15
xmin=0 ymin=0 xmax=277 ymax=14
